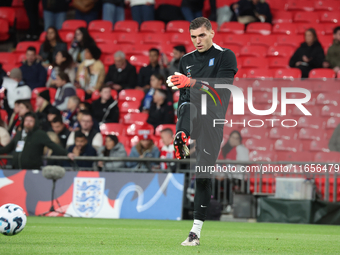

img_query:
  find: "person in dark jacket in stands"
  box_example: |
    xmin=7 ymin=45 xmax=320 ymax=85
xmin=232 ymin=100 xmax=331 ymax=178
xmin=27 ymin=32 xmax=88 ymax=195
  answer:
xmin=102 ymin=0 xmax=125 ymax=26
xmin=289 ymin=28 xmax=325 ymax=78
xmin=20 ymin=47 xmax=47 ymax=90
xmin=42 ymin=0 xmax=69 ymax=31
xmin=0 ymin=112 xmax=74 ymax=169
xmin=35 ymin=89 xmax=58 ymax=131
xmin=91 ymin=85 xmax=119 ymax=124
xmin=147 ymin=89 xmax=174 ymax=130
xmin=231 ymin=0 xmax=272 ymax=24
xmin=66 ymin=130 xmax=97 ymax=168
xmin=50 ymin=115 xmax=70 ymax=148
xmin=181 ymin=0 xmax=205 ymax=22
xmin=105 ymin=51 xmax=137 ymax=91
xmin=53 ymin=72 xmax=76 ymax=112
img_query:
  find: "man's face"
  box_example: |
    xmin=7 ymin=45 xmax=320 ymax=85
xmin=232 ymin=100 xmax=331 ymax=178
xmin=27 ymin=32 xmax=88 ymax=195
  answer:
xmin=173 ymin=49 xmax=184 ymax=61
xmin=18 ymin=103 xmax=29 ymax=117
xmin=153 ymin=90 xmax=164 ymax=104
xmin=75 ymin=137 xmax=87 ymax=149
xmin=80 ymin=115 xmax=93 ymax=131
xmin=100 ymin=87 xmax=111 ymax=101
xmin=51 ymin=122 xmax=64 ymax=134
xmin=149 ymin=51 xmax=159 ymax=65
xmin=114 ymin=56 xmax=126 ymax=69
xmin=190 ymin=26 xmax=214 ymax=52
xmin=24 ymin=116 xmax=35 ymax=132
xmin=161 ymin=132 xmax=173 ymax=146
xmin=26 ymin=50 xmax=36 ymax=64
xmin=334 ymin=30 xmax=340 ymax=42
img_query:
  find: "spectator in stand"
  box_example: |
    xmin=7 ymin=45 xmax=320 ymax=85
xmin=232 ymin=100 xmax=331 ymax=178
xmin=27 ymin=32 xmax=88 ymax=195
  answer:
xmin=147 ymin=89 xmax=174 ymax=130
xmin=47 ymin=106 xmax=61 ymax=124
xmin=323 ymin=26 xmax=340 ymax=73
xmin=20 ymin=47 xmax=47 ymax=90
xmin=73 ymin=0 xmax=100 ymax=24
xmin=98 ymin=135 xmax=127 ymax=171
xmin=39 ymin=27 xmax=67 ymax=67
xmin=105 ymin=51 xmax=137 ymax=91
xmin=2 ymin=68 xmax=31 ymax=117
xmin=43 ymin=131 xmax=62 ymax=166
xmin=36 ymin=89 xmax=59 ymax=131
xmin=231 ymin=0 xmax=272 ymax=24
xmin=102 ymin=0 xmax=125 ymax=26
xmin=42 ymin=0 xmax=69 ymax=31
xmin=126 ymin=0 xmax=155 ymax=25
xmin=137 ymin=48 xmax=166 ymax=89
xmin=53 ymin=72 xmax=76 ymax=112
xmin=216 ymin=2 xmax=233 ymax=25
xmin=64 ymin=96 xmax=80 ymax=129
xmin=23 ymin=0 xmax=40 ymax=41
xmin=92 ymin=85 xmax=119 ymax=124
xmin=50 ymin=115 xmax=70 ymax=148
xmin=0 ymin=112 xmax=74 ymax=169
xmin=66 ymin=110 xmax=103 ymax=150
xmin=181 ymin=0 xmax=205 ymax=22
xmin=289 ymin=28 xmax=325 ymax=78
xmin=0 ymin=0 xmax=13 ymax=6
xmin=126 ymin=130 xmax=160 ymax=169
xmin=167 ymin=45 xmax=186 ymax=75
xmin=8 ymin=100 xmax=33 ymax=137
xmin=0 ymin=115 xmax=10 ymax=147
xmin=76 ymin=45 xmax=105 ymax=98
xmin=159 ymin=128 xmax=176 ymax=172
xmin=69 ymin=27 xmax=97 ymax=65
xmin=47 ymin=51 xmax=76 ymax=87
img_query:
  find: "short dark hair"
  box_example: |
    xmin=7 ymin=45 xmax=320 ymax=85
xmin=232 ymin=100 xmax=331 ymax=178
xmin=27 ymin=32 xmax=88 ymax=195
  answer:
xmin=155 ymin=88 xmax=167 ymax=98
xmin=26 ymin=46 xmax=36 ymax=54
xmin=106 ymin=134 xmax=119 ymax=145
xmin=189 ymin=17 xmax=212 ymax=31
xmin=79 ymin=110 xmax=92 ymax=118
xmin=58 ymin=71 xmax=70 ymax=83
xmin=100 ymin=84 xmax=112 ymax=92
xmin=174 ymin=45 xmax=186 ymax=54
xmin=16 ymin=99 xmax=33 ymax=112
xmin=161 ymin=128 xmax=173 ymax=136
xmin=149 ymin=48 xmax=160 ymax=55
xmin=333 ymin=26 xmax=340 ymax=35
xmin=75 ymin=130 xmax=87 ymax=139
xmin=51 ymin=115 xmax=63 ymax=124
xmin=86 ymin=45 xmax=102 ymax=60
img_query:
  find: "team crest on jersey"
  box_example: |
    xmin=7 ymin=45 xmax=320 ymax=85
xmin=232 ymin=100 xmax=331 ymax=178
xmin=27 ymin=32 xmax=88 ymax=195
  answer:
xmin=187 ymin=69 xmax=192 ymax=78
xmin=209 ymin=58 xmax=215 ymax=66
xmin=72 ymin=177 xmax=105 ymax=218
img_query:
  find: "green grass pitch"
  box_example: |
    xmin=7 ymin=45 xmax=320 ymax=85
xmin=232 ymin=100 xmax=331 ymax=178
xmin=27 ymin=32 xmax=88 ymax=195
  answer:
xmin=1 ymin=217 xmax=340 ymax=254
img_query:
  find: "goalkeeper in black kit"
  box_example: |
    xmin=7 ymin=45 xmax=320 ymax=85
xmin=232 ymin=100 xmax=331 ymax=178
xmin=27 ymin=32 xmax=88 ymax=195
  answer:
xmin=166 ymin=17 xmax=238 ymax=246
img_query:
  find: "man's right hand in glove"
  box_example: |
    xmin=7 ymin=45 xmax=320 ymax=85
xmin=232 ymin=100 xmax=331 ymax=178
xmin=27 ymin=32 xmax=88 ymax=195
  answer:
xmin=166 ymin=72 xmax=197 ymax=90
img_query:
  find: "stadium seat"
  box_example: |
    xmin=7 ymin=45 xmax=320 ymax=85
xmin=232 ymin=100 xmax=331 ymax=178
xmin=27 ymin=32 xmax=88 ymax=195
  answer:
xmin=76 ymin=88 xmax=85 ymax=102
xmin=272 ymin=11 xmax=293 ymax=24
xmin=292 ymin=105 xmax=320 ymax=117
xmin=250 ymin=91 xmax=277 ymax=104
xmin=125 ymin=123 xmax=154 ymax=136
xmin=266 ymin=0 xmax=286 ymax=11
xmin=118 ymin=89 xmax=144 ymax=102
xmin=314 ymin=151 xmax=340 ymax=163
xmin=274 ymin=68 xmax=302 ymax=79
xmin=97 ymin=43 xmax=123 ymax=55
xmin=247 ymin=68 xmax=274 ymax=78
xmin=294 ymin=12 xmax=320 ymax=23
xmin=272 ymin=23 xmax=297 ymax=35
xmin=114 ymin=20 xmax=139 ymax=32
xmin=88 ymin=20 xmax=112 ymax=33
xmin=240 ymin=127 xmax=268 ymax=139
xmin=326 ymin=117 xmax=340 ymax=129
xmin=297 ymin=116 xmax=324 ymax=129
xmin=310 ymin=140 xmax=330 ymax=152
xmin=239 ymin=45 xmax=267 ymax=57
xmin=140 ymin=20 xmax=165 ymax=33
xmin=155 ymin=124 xmax=176 ymax=136
xmin=127 ymin=44 xmax=156 ymax=57
xmin=276 ymin=35 xmax=304 ymax=47
xmin=170 ymin=33 xmax=191 ymax=46
xmin=0 ymin=109 xmax=8 ymax=124
xmin=245 ymin=138 xmax=273 ymax=151
xmin=309 ymin=68 xmax=336 ymax=78
xmin=296 ymin=23 xmax=326 ymax=35
xmin=0 ymin=19 xmax=9 ymax=41
xmin=267 ymin=45 xmax=295 ymax=58
xmin=316 ymin=93 xmax=339 ymax=106
xmin=116 ymin=32 xmax=143 ymax=45
xmin=298 ymin=127 xmax=325 ymax=141
xmin=269 ymin=127 xmax=297 ymax=140
xmin=123 ymin=112 xmax=149 ymax=125
xmin=13 ymin=6 xmax=29 ymax=30
xmin=129 ymin=55 xmax=149 ymax=72
xmin=222 ymin=34 xmax=251 ymax=47
xmin=91 ymin=90 xmax=117 ymax=101
xmin=0 ymin=7 xmax=15 ymax=27
xmin=285 ymin=0 xmax=314 ymax=12
xmin=319 ymin=35 xmax=333 ymax=48
xmin=100 ymin=123 xmax=125 ymax=136
xmin=249 ymin=35 xmax=277 ymax=47
xmin=0 ymin=52 xmax=17 ymax=64
xmin=118 ymin=101 xmax=140 ymax=113
xmin=15 ymin=41 xmax=41 ymax=53
xmin=173 ymin=90 xmax=180 ymax=103
xmin=1 ymin=62 xmax=20 ymax=72
xmin=274 ymin=139 xmax=302 ymax=152
xmin=249 ymin=150 xmax=276 ymax=161
xmin=268 ymin=57 xmax=290 ymax=69
xmin=166 ymin=21 xmax=190 ymax=33
xmin=219 ymin=22 xmax=245 ymax=34
xmin=314 ymin=1 xmax=340 ymax=12
xmin=320 ymin=11 xmax=340 ymax=23
xmin=91 ymin=32 xmax=116 ymax=44
xmin=61 ymin=20 xmax=87 ymax=31
xmin=142 ymin=32 xmax=170 ymax=45
xmin=59 ymin=31 xmax=74 ymax=43
xmin=241 ymin=57 xmax=269 ymax=69
xmin=246 ymin=22 xmax=272 ymax=35
xmin=277 ymin=151 xmax=313 ymax=162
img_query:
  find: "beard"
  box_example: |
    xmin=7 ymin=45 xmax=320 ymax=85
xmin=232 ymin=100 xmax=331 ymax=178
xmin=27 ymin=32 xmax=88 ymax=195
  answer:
xmin=24 ymin=126 xmax=34 ymax=133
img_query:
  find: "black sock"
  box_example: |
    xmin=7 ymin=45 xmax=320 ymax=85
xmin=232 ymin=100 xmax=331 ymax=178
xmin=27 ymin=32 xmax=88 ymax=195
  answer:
xmin=193 ymin=178 xmax=212 ymax=221
xmin=176 ymin=103 xmax=197 ymax=138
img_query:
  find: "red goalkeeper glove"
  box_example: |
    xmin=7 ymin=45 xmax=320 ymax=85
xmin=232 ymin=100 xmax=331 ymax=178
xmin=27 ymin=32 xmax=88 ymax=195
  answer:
xmin=166 ymin=72 xmax=197 ymax=90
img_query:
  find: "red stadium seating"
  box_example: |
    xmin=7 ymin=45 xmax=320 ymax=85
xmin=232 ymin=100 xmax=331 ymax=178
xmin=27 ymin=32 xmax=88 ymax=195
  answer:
xmin=118 ymin=101 xmax=140 ymax=113
xmin=127 ymin=44 xmax=155 ymax=57
xmin=173 ymin=90 xmax=180 ymax=103
xmin=116 ymin=32 xmax=143 ymax=45
xmin=326 ymin=117 xmax=340 ymax=129
xmin=15 ymin=41 xmax=41 ymax=53
xmin=166 ymin=21 xmax=190 ymax=33
xmin=285 ymin=0 xmax=314 ymax=12
xmin=240 ymin=127 xmax=268 ymax=140
xmin=276 ymin=35 xmax=304 ymax=48
xmin=240 ymin=45 xmax=267 ymax=57
xmin=245 ymin=138 xmax=273 ymax=151
xmin=294 ymin=12 xmax=320 ymax=23
xmin=320 ymin=11 xmax=340 ymax=23
xmin=59 ymin=31 xmax=75 ymax=43
xmin=13 ymin=6 xmax=29 ymax=30
xmin=100 ymin=123 xmax=125 ymax=136
xmin=118 ymin=89 xmax=144 ymax=102
xmin=314 ymin=151 xmax=340 ymax=163
xmin=170 ymin=33 xmax=191 ymax=46
xmin=155 ymin=124 xmax=176 ymax=136
xmin=309 ymin=68 xmax=336 ymax=78
xmin=250 ymin=91 xmax=277 ymax=104
xmin=310 ymin=140 xmax=330 ymax=152
xmin=249 ymin=150 xmax=276 ymax=161
xmin=114 ymin=20 xmax=139 ymax=32
xmin=0 ymin=52 xmax=17 ymax=64
xmin=222 ymin=34 xmax=250 ymax=47
xmin=297 ymin=116 xmax=324 ymax=129
xmin=268 ymin=57 xmax=290 ymax=69
xmin=76 ymin=88 xmax=85 ymax=102
xmin=272 ymin=23 xmax=297 ymax=35
xmin=298 ymin=127 xmax=325 ymax=141
xmin=91 ymin=32 xmax=116 ymax=44
xmin=140 ymin=21 xmax=165 ymax=33
xmin=241 ymin=57 xmax=269 ymax=69
xmin=276 ymin=151 xmax=313 ymax=162
xmin=269 ymin=127 xmax=297 ymax=140
xmin=316 ymin=93 xmax=339 ymax=106
xmin=97 ymin=43 xmax=122 ymax=54
xmin=246 ymin=22 xmax=272 ymax=35
xmin=219 ymin=22 xmax=245 ymax=34
xmin=0 ymin=19 xmax=10 ymax=41
xmin=319 ymin=35 xmax=333 ymax=48
xmin=0 ymin=109 xmax=8 ymax=124
xmin=314 ymin=1 xmax=340 ymax=12
xmin=274 ymin=68 xmax=302 ymax=79
xmin=296 ymin=23 xmax=326 ymax=35
xmin=125 ymin=123 xmax=154 ymax=136
xmin=249 ymin=35 xmax=277 ymax=47
xmin=266 ymin=0 xmax=286 ymax=11
xmin=142 ymin=33 xmax=170 ymax=45
xmin=272 ymin=11 xmax=293 ymax=24
xmin=123 ymin=112 xmax=149 ymax=125
xmin=129 ymin=55 xmax=149 ymax=72
xmin=61 ymin=20 xmax=87 ymax=31
xmin=88 ymin=20 xmax=112 ymax=33
xmin=247 ymin=68 xmax=274 ymax=78
xmin=274 ymin=139 xmax=302 ymax=152
xmin=0 ymin=7 xmax=15 ymax=27
xmin=267 ymin=45 xmax=295 ymax=58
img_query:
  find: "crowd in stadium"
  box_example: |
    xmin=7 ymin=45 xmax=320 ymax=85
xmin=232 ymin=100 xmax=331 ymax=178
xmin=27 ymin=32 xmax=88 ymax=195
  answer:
xmin=0 ymin=0 xmax=339 ymax=173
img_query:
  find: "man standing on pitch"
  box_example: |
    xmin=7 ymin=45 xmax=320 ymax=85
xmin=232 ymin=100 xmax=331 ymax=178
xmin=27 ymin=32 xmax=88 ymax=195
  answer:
xmin=167 ymin=17 xmax=237 ymax=246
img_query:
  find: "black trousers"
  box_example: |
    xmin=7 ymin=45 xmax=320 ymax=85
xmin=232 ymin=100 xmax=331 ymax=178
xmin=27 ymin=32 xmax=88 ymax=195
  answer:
xmin=24 ymin=0 xmax=41 ymax=36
